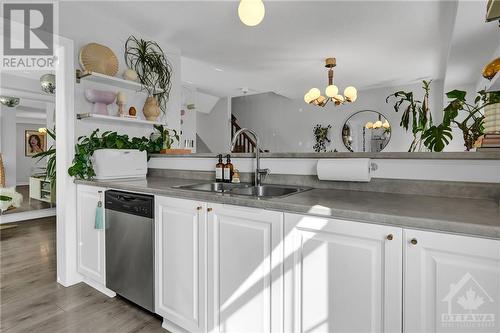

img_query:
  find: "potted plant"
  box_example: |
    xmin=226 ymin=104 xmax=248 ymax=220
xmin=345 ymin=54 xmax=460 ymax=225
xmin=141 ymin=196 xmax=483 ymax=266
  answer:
xmin=422 ymin=90 xmax=500 ymax=151
xmin=386 ymin=80 xmax=432 ymax=152
xmin=152 ymin=125 xmax=179 ymax=153
xmin=124 ymin=36 xmax=173 ymax=121
xmin=313 ymin=124 xmax=332 ymax=152
xmin=33 ymin=129 xmax=56 ymax=184
xmin=68 ymin=127 xmax=178 ymax=180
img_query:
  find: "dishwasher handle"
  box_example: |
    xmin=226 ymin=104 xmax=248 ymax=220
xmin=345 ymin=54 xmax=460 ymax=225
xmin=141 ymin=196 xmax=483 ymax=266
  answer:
xmin=105 ymin=190 xmax=154 ymax=218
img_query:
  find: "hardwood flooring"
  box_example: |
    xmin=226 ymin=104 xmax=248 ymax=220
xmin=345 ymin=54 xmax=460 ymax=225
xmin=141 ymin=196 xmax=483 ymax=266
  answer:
xmin=0 ymin=217 xmax=167 ymax=333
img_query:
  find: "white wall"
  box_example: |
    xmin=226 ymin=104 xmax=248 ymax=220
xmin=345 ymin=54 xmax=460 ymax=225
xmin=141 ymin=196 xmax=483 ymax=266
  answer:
xmin=149 ymin=156 xmax=500 ymax=184
xmin=60 ymin=2 xmax=182 ymax=143
xmin=16 ymin=123 xmax=47 ymax=185
xmin=232 ymin=81 xmax=449 ymax=153
xmin=0 ymin=107 xmax=17 ymax=187
xmin=197 ymin=97 xmax=231 ymax=153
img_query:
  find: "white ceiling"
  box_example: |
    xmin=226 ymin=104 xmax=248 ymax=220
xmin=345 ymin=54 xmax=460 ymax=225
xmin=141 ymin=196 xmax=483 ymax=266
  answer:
xmin=60 ymin=0 xmax=499 ymax=98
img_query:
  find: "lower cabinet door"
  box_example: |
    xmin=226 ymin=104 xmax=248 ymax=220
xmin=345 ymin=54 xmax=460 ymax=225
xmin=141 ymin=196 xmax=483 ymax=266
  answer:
xmin=76 ymin=184 xmax=106 ymax=284
xmin=284 ymin=213 xmax=403 ymax=333
xmin=208 ymin=204 xmax=283 ymax=333
xmin=155 ymin=196 xmax=206 ymax=333
xmin=404 ymin=229 xmax=500 ymax=333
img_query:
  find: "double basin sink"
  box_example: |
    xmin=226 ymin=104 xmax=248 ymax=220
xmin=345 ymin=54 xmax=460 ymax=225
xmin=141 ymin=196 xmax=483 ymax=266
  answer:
xmin=176 ymin=182 xmax=310 ymax=198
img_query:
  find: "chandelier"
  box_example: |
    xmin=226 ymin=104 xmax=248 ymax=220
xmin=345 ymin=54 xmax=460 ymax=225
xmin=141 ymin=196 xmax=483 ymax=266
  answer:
xmin=304 ymin=57 xmax=357 ymax=107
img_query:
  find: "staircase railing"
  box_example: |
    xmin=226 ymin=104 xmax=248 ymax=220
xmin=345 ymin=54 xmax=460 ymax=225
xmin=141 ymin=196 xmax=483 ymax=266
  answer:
xmin=231 ymin=115 xmax=266 ymax=153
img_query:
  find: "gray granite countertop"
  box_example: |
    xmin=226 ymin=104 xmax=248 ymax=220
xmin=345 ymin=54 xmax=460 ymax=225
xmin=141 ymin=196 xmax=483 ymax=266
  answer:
xmin=75 ymin=177 xmax=500 ymax=239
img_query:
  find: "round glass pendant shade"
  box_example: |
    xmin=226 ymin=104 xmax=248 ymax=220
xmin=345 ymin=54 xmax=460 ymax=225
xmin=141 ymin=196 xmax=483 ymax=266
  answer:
xmin=238 ymin=0 xmax=266 ymax=27
xmin=325 ymin=85 xmax=339 ymax=98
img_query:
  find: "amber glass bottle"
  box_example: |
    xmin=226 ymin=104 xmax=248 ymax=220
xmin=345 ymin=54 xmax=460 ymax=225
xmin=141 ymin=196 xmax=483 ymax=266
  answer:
xmin=223 ymin=154 xmax=233 ymax=183
xmin=215 ymin=154 xmax=224 ymax=182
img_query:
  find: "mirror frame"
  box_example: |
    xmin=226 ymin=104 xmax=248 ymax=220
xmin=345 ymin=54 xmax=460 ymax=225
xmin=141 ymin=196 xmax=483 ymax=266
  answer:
xmin=341 ymin=109 xmax=392 ymax=152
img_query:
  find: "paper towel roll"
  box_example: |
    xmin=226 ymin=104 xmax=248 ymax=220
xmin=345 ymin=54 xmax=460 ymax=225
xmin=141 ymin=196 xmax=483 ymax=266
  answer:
xmin=317 ymin=158 xmax=371 ymax=182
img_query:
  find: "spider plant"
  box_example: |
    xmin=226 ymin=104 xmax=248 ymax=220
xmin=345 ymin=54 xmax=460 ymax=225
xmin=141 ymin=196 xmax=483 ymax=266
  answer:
xmin=386 ymin=80 xmax=433 ymax=152
xmin=124 ymin=36 xmax=172 ymax=114
xmin=33 ymin=128 xmax=56 ymax=183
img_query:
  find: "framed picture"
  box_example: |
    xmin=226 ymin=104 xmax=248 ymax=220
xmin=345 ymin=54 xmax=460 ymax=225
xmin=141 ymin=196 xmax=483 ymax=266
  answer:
xmin=25 ymin=130 xmax=47 ymax=157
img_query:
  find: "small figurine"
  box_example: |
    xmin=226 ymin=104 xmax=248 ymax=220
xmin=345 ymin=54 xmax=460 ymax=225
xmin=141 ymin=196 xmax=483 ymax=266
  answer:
xmin=129 ymin=106 xmax=137 ymax=117
xmin=116 ymin=92 xmax=126 ymax=117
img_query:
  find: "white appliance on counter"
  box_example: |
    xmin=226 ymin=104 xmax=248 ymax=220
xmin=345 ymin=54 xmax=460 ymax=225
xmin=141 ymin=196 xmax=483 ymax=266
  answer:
xmin=92 ymin=149 xmax=147 ymax=180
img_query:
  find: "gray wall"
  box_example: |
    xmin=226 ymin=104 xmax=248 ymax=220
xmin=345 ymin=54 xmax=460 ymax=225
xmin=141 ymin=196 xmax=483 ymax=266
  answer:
xmin=231 ymin=80 xmax=450 ymax=153
xmin=197 ymin=97 xmax=231 ymax=153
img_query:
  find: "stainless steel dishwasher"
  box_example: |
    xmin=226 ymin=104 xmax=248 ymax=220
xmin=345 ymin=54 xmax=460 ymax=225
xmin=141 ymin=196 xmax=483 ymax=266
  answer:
xmin=105 ymin=190 xmax=154 ymax=312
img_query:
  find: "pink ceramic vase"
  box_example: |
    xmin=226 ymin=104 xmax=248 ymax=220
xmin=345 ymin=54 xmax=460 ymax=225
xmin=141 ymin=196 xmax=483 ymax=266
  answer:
xmin=85 ymin=89 xmax=117 ymax=115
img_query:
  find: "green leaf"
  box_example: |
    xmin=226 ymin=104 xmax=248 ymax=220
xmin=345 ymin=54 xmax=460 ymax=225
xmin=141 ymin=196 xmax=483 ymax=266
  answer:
xmin=422 ymin=124 xmax=453 ymax=152
xmin=446 ymin=90 xmax=466 ymax=101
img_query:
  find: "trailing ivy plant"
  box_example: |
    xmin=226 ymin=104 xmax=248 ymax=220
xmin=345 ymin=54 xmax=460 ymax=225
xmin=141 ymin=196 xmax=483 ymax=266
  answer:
xmin=124 ymin=36 xmax=173 ymax=114
xmin=386 ymin=80 xmax=433 ymax=152
xmin=313 ymin=124 xmax=332 ymax=153
xmin=68 ymin=127 xmax=178 ymax=180
xmin=32 ymin=128 xmax=56 ymax=183
xmin=422 ymin=90 xmax=500 ymax=152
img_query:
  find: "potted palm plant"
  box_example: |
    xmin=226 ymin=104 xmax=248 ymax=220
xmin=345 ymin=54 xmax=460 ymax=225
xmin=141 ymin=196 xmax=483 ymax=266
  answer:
xmin=124 ymin=36 xmax=173 ymax=121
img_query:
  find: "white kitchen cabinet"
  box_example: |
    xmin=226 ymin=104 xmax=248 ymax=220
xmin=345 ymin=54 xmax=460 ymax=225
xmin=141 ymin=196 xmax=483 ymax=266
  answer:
xmin=284 ymin=213 xmax=403 ymax=333
xmin=404 ymin=229 xmax=500 ymax=333
xmin=207 ymin=204 xmax=283 ymax=333
xmin=76 ymin=184 xmax=106 ymax=286
xmin=155 ymin=196 xmax=207 ymax=333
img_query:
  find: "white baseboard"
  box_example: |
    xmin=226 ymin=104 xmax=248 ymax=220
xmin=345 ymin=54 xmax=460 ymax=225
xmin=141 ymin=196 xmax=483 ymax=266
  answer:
xmin=0 ymin=208 xmax=56 ymax=224
xmin=82 ymin=277 xmax=116 ymax=298
xmin=162 ymin=318 xmax=190 ymax=333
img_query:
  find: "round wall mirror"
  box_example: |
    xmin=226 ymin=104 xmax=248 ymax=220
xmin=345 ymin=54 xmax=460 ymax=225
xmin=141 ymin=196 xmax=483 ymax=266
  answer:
xmin=342 ymin=110 xmax=391 ymax=152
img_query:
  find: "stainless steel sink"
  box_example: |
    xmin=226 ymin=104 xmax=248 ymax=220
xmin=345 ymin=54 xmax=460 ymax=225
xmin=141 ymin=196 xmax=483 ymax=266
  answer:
xmin=176 ymin=182 xmax=310 ymax=198
xmin=176 ymin=182 xmax=251 ymax=193
xmin=229 ymin=185 xmax=310 ymax=198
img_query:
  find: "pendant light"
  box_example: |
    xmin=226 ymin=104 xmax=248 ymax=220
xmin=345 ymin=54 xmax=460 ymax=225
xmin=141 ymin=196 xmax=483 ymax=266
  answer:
xmin=238 ymin=0 xmax=265 ymax=27
xmin=304 ymin=57 xmax=358 ymax=108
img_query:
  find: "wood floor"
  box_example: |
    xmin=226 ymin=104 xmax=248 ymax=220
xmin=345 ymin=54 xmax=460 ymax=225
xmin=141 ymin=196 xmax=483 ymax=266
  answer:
xmin=0 ymin=217 xmax=167 ymax=333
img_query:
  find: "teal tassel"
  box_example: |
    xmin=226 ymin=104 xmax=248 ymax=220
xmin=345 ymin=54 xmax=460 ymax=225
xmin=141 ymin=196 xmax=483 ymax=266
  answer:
xmin=95 ymin=200 xmax=104 ymax=230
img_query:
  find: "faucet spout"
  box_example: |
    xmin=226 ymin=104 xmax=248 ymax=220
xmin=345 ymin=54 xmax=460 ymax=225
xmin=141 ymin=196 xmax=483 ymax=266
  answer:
xmin=230 ymin=128 xmax=269 ymax=186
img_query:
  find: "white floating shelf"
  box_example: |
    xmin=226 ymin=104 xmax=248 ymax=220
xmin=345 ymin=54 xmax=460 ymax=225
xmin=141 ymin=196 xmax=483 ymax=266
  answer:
xmin=77 ymin=113 xmax=165 ymax=126
xmin=486 ymin=72 xmax=500 ymax=92
xmin=75 ymin=69 xmax=164 ymax=94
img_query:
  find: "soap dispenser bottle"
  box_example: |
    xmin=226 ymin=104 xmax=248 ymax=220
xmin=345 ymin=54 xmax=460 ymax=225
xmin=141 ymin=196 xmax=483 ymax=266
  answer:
xmin=215 ymin=154 xmax=224 ymax=182
xmin=223 ymin=154 xmax=233 ymax=183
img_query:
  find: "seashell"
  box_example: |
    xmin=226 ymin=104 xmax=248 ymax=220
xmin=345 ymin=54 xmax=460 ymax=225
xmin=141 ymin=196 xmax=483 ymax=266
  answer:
xmin=79 ymin=43 xmax=119 ymax=77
